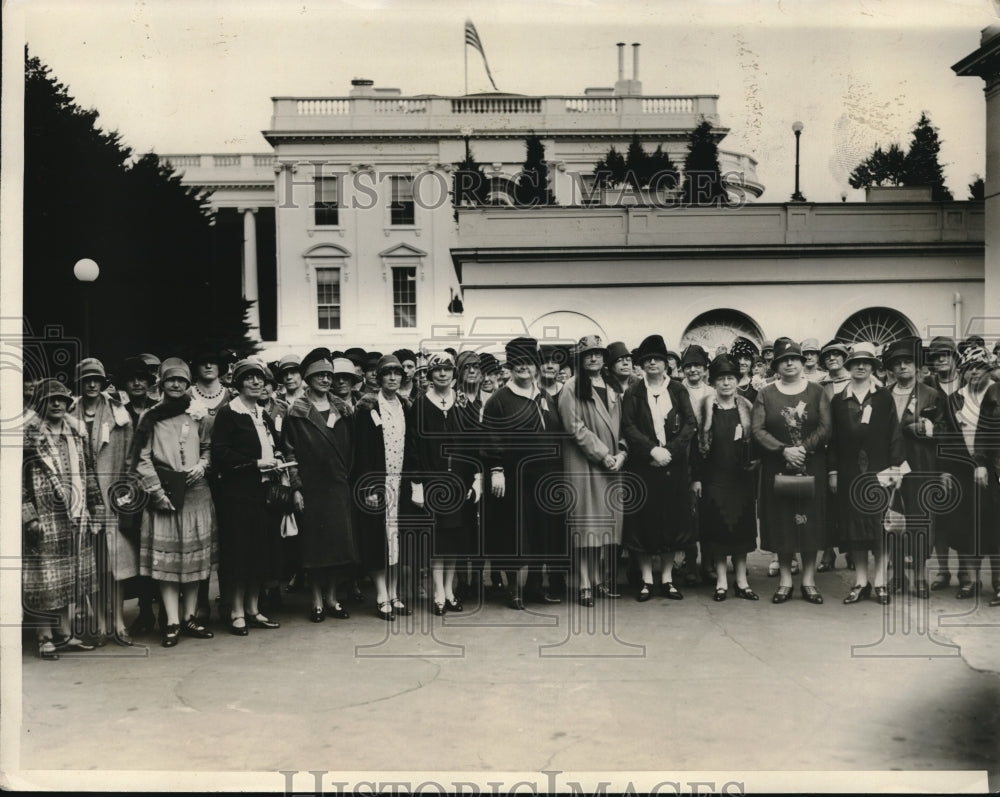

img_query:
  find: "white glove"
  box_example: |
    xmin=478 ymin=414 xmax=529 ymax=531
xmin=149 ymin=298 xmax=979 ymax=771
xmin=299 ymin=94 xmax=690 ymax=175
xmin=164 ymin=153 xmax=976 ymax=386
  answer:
xmin=491 ymin=470 xmax=505 ymax=498
xmin=411 ymin=482 xmax=425 ymax=508
xmin=469 ymin=473 xmax=483 ymax=504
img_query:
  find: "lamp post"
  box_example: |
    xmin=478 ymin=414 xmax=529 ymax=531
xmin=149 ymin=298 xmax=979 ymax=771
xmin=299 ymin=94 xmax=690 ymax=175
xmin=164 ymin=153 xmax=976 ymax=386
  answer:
xmin=791 ymin=121 xmax=806 ymax=202
xmin=73 ymin=258 xmax=100 ymax=359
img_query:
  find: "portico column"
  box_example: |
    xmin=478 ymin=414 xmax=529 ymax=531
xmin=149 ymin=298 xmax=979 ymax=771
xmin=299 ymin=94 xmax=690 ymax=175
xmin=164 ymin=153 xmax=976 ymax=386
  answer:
xmin=243 ymin=207 xmax=261 ymax=334
xmin=954 ymin=24 xmax=1000 ymax=338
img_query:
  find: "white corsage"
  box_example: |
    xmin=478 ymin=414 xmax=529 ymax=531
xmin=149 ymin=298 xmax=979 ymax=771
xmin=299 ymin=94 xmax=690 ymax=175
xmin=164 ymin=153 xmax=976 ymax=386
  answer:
xmin=370 ymin=409 xmax=382 ymax=428
xmin=187 ymin=403 xmax=207 ymax=422
xmin=110 ymin=402 xmax=130 ymax=427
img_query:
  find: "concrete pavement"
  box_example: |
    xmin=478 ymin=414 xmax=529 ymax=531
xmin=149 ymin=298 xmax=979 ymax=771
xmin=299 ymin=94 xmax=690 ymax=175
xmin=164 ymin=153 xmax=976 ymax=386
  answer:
xmin=12 ymin=552 xmax=1000 ymax=792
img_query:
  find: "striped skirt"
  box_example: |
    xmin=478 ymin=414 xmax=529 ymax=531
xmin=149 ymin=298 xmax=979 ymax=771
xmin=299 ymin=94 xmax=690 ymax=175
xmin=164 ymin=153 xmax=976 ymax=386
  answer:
xmin=139 ymin=481 xmax=218 ymax=582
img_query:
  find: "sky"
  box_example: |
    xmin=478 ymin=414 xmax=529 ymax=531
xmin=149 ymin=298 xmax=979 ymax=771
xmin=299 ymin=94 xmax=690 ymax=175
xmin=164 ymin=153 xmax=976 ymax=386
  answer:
xmin=10 ymin=0 xmax=1000 ymax=202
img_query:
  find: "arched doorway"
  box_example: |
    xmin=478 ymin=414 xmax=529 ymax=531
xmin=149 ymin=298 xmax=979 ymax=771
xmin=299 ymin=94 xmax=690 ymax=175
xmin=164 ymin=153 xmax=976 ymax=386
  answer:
xmin=680 ymin=309 xmax=764 ymax=354
xmin=836 ymin=307 xmax=917 ymax=349
xmin=529 ymin=311 xmax=605 ymax=344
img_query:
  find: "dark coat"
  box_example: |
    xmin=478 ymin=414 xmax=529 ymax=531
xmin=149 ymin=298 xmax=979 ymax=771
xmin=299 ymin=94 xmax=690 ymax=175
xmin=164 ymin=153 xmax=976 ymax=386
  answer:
xmin=620 ymin=378 xmax=697 ymax=553
xmin=211 ymin=403 xmax=286 ymax=582
xmin=281 ymin=396 xmax=359 ymax=570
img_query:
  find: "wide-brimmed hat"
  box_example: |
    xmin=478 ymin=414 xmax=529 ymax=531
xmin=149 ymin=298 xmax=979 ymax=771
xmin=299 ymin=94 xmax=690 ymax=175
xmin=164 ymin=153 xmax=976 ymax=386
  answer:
xmin=363 ymin=351 xmax=383 ymax=371
xmin=844 ymin=342 xmax=880 ymax=368
xmin=33 ymin=378 xmax=74 ymax=409
xmin=539 ymin=344 xmax=571 ymax=366
xmin=959 ymin=345 xmax=992 ymax=371
xmin=158 ymin=357 xmax=192 ymax=385
xmin=330 ymin=357 xmax=362 ymax=383
xmin=343 ymin=347 xmax=367 ymax=368
xmin=606 ymin=341 xmax=631 ymax=363
xmin=505 ymin=337 xmax=540 ymax=368
xmin=76 ymin=358 xmax=110 ymax=387
xmin=881 ymin=337 xmax=923 ymax=368
xmin=820 ymin=339 xmax=849 ymax=360
xmin=680 ymin=344 xmax=709 ymax=368
xmin=139 ymin=353 xmax=161 ymax=371
xmin=801 ymin=338 xmax=821 ymax=355
xmin=576 ymin=335 xmax=607 ymax=358
xmin=232 ymin=358 xmax=267 ymax=387
xmin=301 ymin=347 xmax=334 ymax=381
xmin=771 ymin=337 xmax=803 ymax=365
xmin=708 ymin=354 xmax=740 ymax=382
xmin=377 ymin=354 xmax=405 ymax=376
xmin=427 ymin=352 xmax=456 ymax=371
xmin=191 ymin=350 xmax=224 ymax=367
xmin=455 ymin=351 xmax=481 ymax=374
xmin=634 ymin=334 xmax=670 ymax=364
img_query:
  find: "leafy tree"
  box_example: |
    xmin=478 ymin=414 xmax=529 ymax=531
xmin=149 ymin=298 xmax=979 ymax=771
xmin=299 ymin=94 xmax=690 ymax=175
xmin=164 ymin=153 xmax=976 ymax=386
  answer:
xmin=848 ymin=113 xmax=952 ymax=199
xmin=513 ymin=133 xmax=554 ymax=206
xmin=969 ymin=175 xmax=985 ymax=201
xmin=683 ymin=120 xmax=728 ymax=206
xmin=23 ymin=49 xmax=257 ymax=368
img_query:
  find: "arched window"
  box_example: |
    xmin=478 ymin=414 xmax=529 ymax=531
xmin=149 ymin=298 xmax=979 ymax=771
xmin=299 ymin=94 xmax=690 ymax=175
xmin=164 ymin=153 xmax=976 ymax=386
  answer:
xmin=680 ymin=309 xmax=764 ymax=355
xmin=836 ymin=307 xmax=916 ymax=348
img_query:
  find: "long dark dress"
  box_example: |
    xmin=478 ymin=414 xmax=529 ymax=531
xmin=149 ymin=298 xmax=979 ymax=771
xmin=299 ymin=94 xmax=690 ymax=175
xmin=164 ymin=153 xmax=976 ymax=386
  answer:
xmin=211 ymin=403 xmax=284 ymax=583
xmin=620 ymin=379 xmax=697 ymax=555
xmin=480 ymin=385 xmax=565 ymax=571
xmin=751 ymin=380 xmax=831 ymax=555
xmin=829 ymin=385 xmax=904 ymax=550
xmin=282 ymin=396 xmax=360 ymax=572
xmin=694 ymin=402 xmax=758 ymax=558
xmin=406 ymin=391 xmax=480 ymax=558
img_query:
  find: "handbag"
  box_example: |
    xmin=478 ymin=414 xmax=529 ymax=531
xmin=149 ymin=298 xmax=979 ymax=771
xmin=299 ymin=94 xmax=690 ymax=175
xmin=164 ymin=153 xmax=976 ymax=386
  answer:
xmin=883 ymin=488 xmax=906 ymax=535
xmin=264 ymin=471 xmax=294 ymax=512
xmin=773 ymin=473 xmax=815 ymax=500
xmin=280 ymin=511 xmax=299 ymax=538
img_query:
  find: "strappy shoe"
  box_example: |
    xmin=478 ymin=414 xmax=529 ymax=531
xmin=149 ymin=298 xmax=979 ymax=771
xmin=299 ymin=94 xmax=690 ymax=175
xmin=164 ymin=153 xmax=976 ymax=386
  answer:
xmin=377 ymin=601 xmax=396 ymax=621
xmin=873 ymin=586 xmax=890 ymax=605
xmin=771 ymin=586 xmax=793 ymax=604
xmin=713 ymin=587 xmax=727 ymax=602
xmin=636 ymin=583 xmax=652 ymax=603
xmin=843 ymin=583 xmax=871 ymax=605
xmin=248 ymin=613 xmax=279 ymax=629
xmin=37 ymin=636 xmax=59 ymax=660
xmin=595 ymin=583 xmax=620 ymax=599
xmin=733 ymin=584 xmax=759 ymax=601
xmin=182 ymin=617 xmax=214 ymax=639
xmin=989 ymin=585 xmax=1000 ymax=607
xmin=161 ymin=623 xmax=181 ymax=648
xmin=54 ymin=635 xmax=96 ymax=652
xmin=660 ymin=582 xmax=683 ymax=600
xmin=324 ymin=602 xmax=350 ymax=619
xmin=956 ymin=581 xmax=980 ymax=600
xmin=444 ymin=597 xmax=463 ymax=613
xmin=390 ymin=598 xmax=412 ymax=616
xmin=800 ymin=585 xmax=824 ymax=604
xmin=432 ymin=601 xmax=446 ymax=616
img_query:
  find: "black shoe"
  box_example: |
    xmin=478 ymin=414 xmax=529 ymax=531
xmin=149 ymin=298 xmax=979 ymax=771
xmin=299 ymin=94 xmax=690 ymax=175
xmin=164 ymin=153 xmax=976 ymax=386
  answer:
xmin=772 ymin=586 xmax=793 ymax=604
xmin=660 ymin=582 xmax=683 ymax=600
xmin=128 ymin=610 xmax=157 ymax=636
xmin=325 ymin=602 xmax=350 ymax=619
xmin=161 ymin=623 xmax=181 ymax=647
xmin=989 ymin=586 xmax=1000 ymax=607
xmin=390 ymin=598 xmax=412 ymax=616
xmin=377 ymin=601 xmax=396 ymax=621
xmin=636 ymin=583 xmax=652 ymax=603
xmin=444 ymin=597 xmax=463 ymax=613
xmin=930 ymin=573 xmax=950 ymax=591
xmin=37 ymin=637 xmax=59 ymax=660
xmin=800 ymin=585 xmax=824 ymax=604
xmin=181 ymin=617 xmax=214 ymax=639
xmin=733 ymin=584 xmax=759 ymax=600
xmin=956 ymin=581 xmax=980 ymax=600
xmin=914 ymin=581 xmax=931 ymax=599
xmin=579 ymin=587 xmax=595 ymax=608
xmin=248 ymin=613 xmax=280 ymax=629
xmin=713 ymin=588 xmax=727 ymax=602
xmin=230 ymin=616 xmax=249 ymax=635
xmin=595 ymin=583 xmax=621 ymax=599
xmin=432 ymin=601 xmax=446 ymax=616
xmin=54 ymin=635 xmax=96 ymax=651
xmin=873 ymin=586 xmax=890 ymax=605
xmin=308 ymin=607 xmax=324 ymax=623
xmin=843 ymin=583 xmax=872 ymax=604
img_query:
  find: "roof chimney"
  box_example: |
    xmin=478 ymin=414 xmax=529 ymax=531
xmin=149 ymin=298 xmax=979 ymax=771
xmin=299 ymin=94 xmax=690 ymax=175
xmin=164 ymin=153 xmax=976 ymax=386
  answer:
xmin=632 ymin=43 xmax=640 ymax=81
xmin=617 ymin=43 xmax=625 ymax=81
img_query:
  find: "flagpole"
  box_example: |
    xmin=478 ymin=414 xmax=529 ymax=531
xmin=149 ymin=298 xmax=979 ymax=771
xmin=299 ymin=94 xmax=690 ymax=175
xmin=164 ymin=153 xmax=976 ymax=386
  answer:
xmin=464 ymin=35 xmax=468 ymax=95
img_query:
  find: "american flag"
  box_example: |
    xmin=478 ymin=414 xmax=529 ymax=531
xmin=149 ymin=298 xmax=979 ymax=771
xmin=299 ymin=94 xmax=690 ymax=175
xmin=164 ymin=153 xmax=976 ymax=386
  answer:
xmin=464 ymin=20 xmax=499 ymax=92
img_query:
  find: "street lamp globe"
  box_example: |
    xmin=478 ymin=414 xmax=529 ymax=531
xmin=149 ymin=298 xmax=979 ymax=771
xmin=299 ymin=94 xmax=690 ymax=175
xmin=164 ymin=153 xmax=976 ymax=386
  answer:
xmin=73 ymin=258 xmax=100 ymax=282
xmin=792 ymin=121 xmax=804 ymax=134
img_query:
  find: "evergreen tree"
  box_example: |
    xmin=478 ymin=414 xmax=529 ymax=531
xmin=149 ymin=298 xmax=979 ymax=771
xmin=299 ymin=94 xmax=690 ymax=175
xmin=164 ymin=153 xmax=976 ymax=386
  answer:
xmin=514 ymin=133 xmax=554 ymax=206
xmin=683 ymin=120 xmax=728 ymax=206
xmin=452 ymin=145 xmax=490 ymax=218
xmin=644 ymin=144 xmax=680 ymax=195
xmin=902 ymin=113 xmax=952 ymax=200
xmin=623 ymin=133 xmax=647 ymax=190
xmin=969 ymin=175 xmax=985 ymax=200
xmin=849 ymin=144 xmax=906 ymax=189
xmin=593 ymin=146 xmax=627 ymax=189
xmin=23 ymin=49 xmax=257 ymax=368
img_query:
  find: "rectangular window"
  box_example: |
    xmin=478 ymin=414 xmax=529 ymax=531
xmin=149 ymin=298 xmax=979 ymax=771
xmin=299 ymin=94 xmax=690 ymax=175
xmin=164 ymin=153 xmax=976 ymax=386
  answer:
xmin=390 ymin=176 xmax=415 ymax=226
xmin=392 ymin=266 xmax=417 ymax=328
xmin=316 ymin=267 xmax=341 ymax=329
xmin=314 ymin=176 xmax=339 ymax=226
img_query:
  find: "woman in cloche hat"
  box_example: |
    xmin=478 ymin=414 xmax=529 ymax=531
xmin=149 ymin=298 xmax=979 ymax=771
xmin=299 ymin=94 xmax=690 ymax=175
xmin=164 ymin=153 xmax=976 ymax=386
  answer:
xmin=751 ymin=337 xmax=832 ymax=605
xmin=828 ymin=342 xmax=905 ymax=606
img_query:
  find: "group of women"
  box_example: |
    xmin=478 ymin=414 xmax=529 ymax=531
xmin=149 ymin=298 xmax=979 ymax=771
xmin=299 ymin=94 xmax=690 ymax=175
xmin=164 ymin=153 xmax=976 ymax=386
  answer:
xmin=21 ymin=330 xmax=1000 ymax=658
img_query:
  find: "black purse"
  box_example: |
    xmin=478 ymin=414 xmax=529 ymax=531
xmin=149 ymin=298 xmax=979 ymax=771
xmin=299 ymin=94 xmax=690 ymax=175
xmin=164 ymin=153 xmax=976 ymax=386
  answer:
xmin=264 ymin=475 xmax=294 ymax=512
